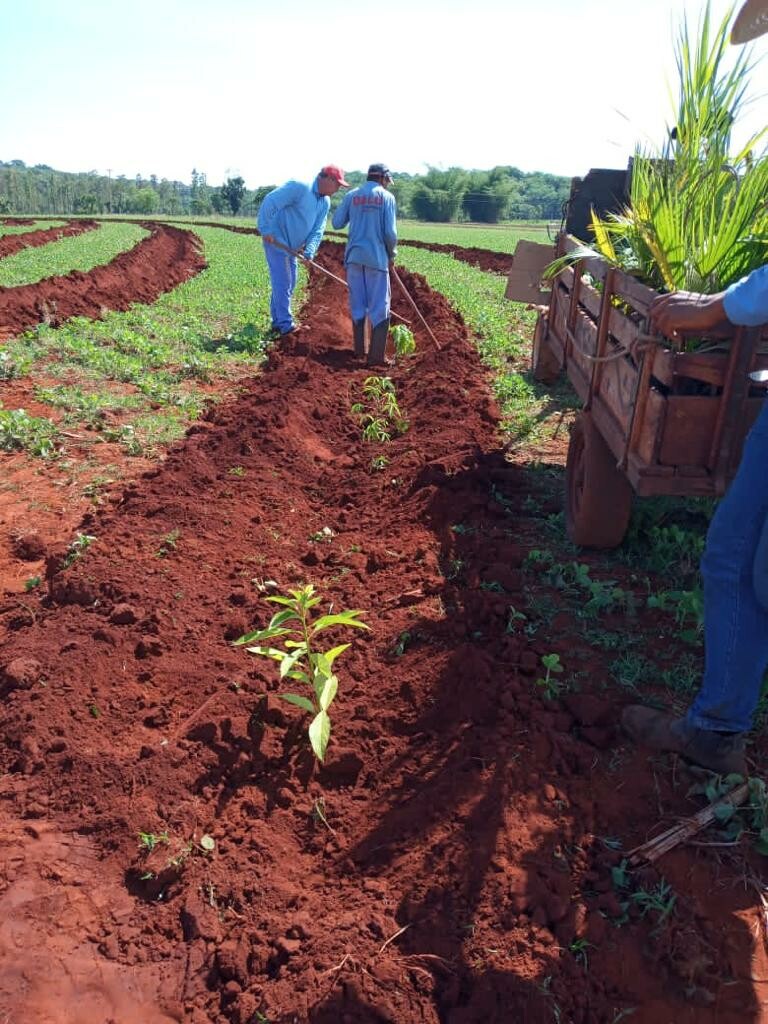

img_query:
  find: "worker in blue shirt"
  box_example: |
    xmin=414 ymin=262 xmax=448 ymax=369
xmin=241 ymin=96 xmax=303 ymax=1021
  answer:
xmin=623 ymin=264 xmax=768 ymax=774
xmin=332 ymin=163 xmax=398 ymax=365
xmin=258 ymin=166 xmax=349 ymax=336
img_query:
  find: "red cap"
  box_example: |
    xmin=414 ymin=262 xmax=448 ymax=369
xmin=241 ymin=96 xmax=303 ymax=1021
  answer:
xmin=320 ymin=165 xmax=350 ymax=187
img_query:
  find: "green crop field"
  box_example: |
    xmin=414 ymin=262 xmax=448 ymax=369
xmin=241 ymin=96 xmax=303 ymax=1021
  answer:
xmin=2 ymin=225 xmax=299 ymax=460
xmin=0 ymin=222 xmax=148 ymax=287
xmin=397 ymin=219 xmax=554 ymax=252
xmin=0 ymin=219 xmax=67 ymax=237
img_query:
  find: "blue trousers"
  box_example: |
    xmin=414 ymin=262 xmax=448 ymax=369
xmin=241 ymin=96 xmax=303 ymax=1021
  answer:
xmin=346 ymin=264 xmax=390 ymax=325
xmin=264 ymin=242 xmax=298 ymax=334
xmin=687 ymin=401 xmax=768 ymax=733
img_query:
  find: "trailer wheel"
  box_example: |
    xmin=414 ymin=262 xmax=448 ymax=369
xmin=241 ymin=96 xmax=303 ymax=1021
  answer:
xmin=565 ymin=412 xmax=633 ymax=548
xmin=531 ymin=313 xmax=560 ymax=384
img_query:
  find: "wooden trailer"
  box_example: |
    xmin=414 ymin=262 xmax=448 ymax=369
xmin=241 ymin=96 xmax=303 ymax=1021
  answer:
xmin=508 ymin=234 xmax=768 ymax=548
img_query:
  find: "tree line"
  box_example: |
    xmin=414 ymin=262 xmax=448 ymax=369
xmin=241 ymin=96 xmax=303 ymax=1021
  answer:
xmin=0 ymin=160 xmax=570 ymax=222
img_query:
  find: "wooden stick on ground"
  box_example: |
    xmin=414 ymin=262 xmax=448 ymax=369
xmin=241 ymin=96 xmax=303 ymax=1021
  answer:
xmin=628 ymin=781 xmax=750 ymax=865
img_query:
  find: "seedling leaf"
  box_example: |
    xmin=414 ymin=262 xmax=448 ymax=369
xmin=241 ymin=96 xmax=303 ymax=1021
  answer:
xmin=309 ymin=709 xmax=331 ymax=761
xmin=319 ymin=674 xmax=338 ymax=712
xmin=280 ymin=693 xmax=316 ymax=714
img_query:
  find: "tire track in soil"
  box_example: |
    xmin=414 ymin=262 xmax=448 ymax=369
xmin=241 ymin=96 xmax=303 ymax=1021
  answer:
xmin=0 ymin=223 xmax=207 ymax=335
xmin=0 ymin=242 xmax=763 ymax=1024
xmin=0 ymin=218 xmax=100 ymax=259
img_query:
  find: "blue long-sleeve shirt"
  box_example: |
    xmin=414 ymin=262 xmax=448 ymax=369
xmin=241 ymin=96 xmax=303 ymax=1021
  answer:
xmin=331 ymin=181 xmax=397 ymax=271
xmin=724 ymin=265 xmax=768 ymax=326
xmin=257 ymin=176 xmax=329 ymax=260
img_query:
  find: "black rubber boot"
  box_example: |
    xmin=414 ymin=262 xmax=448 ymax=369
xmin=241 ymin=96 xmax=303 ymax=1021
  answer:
xmin=353 ymin=319 xmax=366 ymax=359
xmin=367 ymin=318 xmax=391 ymax=367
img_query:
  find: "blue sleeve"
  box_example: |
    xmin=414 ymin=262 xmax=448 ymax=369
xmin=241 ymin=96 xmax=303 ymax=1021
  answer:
xmin=257 ymin=181 xmax=303 ymax=234
xmin=384 ymin=194 xmax=397 ymax=260
xmin=331 ymin=192 xmax=351 ymax=231
xmin=724 ymin=265 xmax=768 ymax=326
xmin=303 ymin=197 xmax=330 ymax=260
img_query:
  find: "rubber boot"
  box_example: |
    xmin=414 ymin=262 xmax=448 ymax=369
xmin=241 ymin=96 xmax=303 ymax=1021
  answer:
xmin=367 ymin=318 xmax=391 ymax=367
xmin=353 ymin=319 xmax=366 ymax=359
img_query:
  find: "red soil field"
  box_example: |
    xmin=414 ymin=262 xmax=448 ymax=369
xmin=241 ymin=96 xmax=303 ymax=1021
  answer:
xmin=0 ymin=235 xmax=766 ymax=1024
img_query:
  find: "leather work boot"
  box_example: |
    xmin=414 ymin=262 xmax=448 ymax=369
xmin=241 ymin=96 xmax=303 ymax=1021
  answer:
xmin=367 ymin=318 xmax=392 ymax=367
xmin=353 ymin=318 xmax=367 ymax=359
xmin=621 ymin=705 xmax=747 ymax=775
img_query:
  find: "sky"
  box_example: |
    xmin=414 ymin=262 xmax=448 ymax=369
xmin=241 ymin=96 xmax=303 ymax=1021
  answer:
xmin=2 ymin=0 xmax=766 ymax=188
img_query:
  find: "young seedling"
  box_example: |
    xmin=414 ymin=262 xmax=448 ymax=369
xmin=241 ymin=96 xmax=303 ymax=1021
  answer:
xmin=390 ymin=324 xmax=415 ymax=357
xmin=630 ymin=879 xmax=676 ymax=932
xmin=234 ymin=584 xmax=369 ymax=762
xmin=63 ymin=532 xmax=96 ymax=568
xmin=24 ymin=575 xmax=41 ymax=591
xmin=536 ymin=653 xmax=564 ymax=700
xmin=356 ymin=376 xmax=409 ymax=439
xmin=391 ymin=630 xmax=412 ymax=657
xmin=156 ymin=528 xmax=181 ymax=558
xmin=505 ymin=605 xmax=527 ymax=633
xmin=370 ymin=454 xmax=390 ymax=472
xmin=138 ymin=830 xmax=169 ymax=852
xmin=311 ymin=797 xmax=336 ymax=834
xmin=309 ymin=526 xmax=335 ymax=544
xmin=569 ymin=938 xmax=592 ymax=969
xmin=361 ymin=415 xmax=391 ymax=444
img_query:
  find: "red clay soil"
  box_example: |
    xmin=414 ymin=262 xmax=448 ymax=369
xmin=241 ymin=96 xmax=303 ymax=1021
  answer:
xmin=0 ymin=218 xmax=99 ymax=259
xmin=0 ymin=241 xmax=766 ymax=1024
xmin=0 ymin=223 xmax=206 ymax=335
xmin=0 ymin=218 xmax=35 ymax=226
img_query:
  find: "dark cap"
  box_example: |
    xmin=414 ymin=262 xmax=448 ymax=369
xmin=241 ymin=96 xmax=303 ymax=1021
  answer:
xmin=732 ymin=0 xmax=768 ymax=42
xmin=367 ymin=163 xmax=392 ymax=177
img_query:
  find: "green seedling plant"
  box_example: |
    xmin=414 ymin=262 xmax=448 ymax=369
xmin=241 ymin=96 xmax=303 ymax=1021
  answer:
xmin=536 ymin=653 xmax=564 ymax=700
xmin=235 ymin=584 xmax=369 ymax=762
xmin=370 ymin=454 xmax=390 ymax=472
xmin=156 ymin=528 xmax=181 ymax=558
xmin=505 ymin=605 xmax=527 ymax=633
xmin=0 ymin=407 xmax=59 ymax=458
xmin=138 ymin=830 xmax=169 ymax=852
xmin=690 ymin=773 xmax=768 ymax=855
xmin=630 ymin=879 xmax=676 ymax=933
xmin=361 ymin=416 xmax=391 ymax=444
xmin=354 ymin=376 xmax=409 ymax=439
xmin=24 ymin=575 xmax=41 ymax=591
xmin=63 ymin=532 xmax=96 ymax=568
xmin=391 ymin=630 xmax=412 ymax=657
xmin=390 ymin=324 xmax=416 ymax=357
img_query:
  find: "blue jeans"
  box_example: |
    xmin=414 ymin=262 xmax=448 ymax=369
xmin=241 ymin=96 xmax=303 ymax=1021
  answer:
xmin=346 ymin=264 xmax=390 ymax=325
xmin=687 ymin=401 xmax=768 ymax=733
xmin=263 ymin=242 xmax=298 ymax=333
